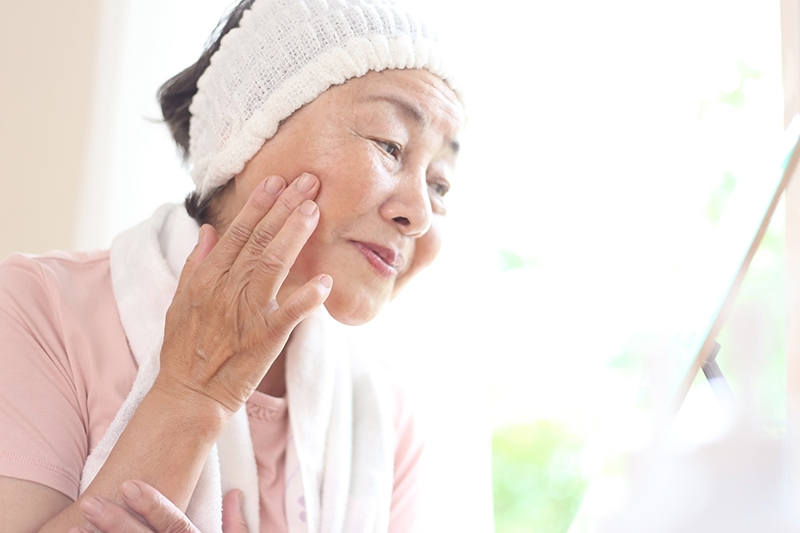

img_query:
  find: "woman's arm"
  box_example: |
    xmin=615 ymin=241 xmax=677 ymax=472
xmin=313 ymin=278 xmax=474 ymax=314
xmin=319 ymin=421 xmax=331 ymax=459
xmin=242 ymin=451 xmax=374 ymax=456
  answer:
xmin=23 ymin=174 xmax=329 ymax=532
xmin=0 ymin=477 xmax=72 ymax=532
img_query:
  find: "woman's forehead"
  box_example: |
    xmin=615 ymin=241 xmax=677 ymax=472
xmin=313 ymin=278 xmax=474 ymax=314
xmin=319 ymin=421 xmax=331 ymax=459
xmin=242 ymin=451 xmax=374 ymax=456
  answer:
xmin=335 ymin=70 xmax=463 ymax=135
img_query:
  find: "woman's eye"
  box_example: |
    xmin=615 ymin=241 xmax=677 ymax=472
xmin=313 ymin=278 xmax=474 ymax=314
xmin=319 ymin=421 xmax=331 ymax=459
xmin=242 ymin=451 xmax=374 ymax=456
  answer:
xmin=375 ymin=140 xmax=401 ymax=159
xmin=429 ymin=181 xmax=450 ymax=197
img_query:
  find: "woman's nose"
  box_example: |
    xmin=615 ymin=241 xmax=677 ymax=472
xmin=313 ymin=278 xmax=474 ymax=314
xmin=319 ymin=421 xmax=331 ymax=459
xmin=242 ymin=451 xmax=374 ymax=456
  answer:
xmin=380 ymin=170 xmax=432 ymax=237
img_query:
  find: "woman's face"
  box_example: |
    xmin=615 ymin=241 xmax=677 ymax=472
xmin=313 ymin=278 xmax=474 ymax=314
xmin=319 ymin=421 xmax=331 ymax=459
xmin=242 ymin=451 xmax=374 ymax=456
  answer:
xmin=222 ymin=69 xmax=463 ymax=325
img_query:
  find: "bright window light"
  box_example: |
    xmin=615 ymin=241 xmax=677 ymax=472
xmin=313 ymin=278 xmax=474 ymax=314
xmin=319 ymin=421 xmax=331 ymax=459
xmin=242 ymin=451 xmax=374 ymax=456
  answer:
xmin=80 ymin=0 xmax=785 ymax=531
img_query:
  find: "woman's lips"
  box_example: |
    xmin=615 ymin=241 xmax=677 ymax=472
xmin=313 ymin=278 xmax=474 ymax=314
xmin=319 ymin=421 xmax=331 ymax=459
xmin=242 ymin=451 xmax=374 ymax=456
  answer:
xmin=352 ymin=241 xmax=403 ymax=277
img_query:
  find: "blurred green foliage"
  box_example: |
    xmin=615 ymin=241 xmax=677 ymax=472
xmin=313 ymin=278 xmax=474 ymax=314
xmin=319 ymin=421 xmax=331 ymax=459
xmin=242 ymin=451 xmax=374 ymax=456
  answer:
xmin=699 ymin=61 xmax=763 ymax=117
xmin=499 ymin=249 xmax=545 ymax=272
xmin=718 ymin=62 xmax=762 ymax=108
xmin=492 ymin=422 xmax=588 ymax=533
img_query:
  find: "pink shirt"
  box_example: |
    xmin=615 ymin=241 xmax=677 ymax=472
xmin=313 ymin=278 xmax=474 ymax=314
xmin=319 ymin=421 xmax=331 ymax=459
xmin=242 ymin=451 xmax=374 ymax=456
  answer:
xmin=0 ymin=251 xmax=423 ymax=531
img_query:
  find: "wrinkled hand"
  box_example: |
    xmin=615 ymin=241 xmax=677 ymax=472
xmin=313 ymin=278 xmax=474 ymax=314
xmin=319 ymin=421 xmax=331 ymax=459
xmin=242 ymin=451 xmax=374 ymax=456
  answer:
xmin=156 ymin=174 xmax=331 ymax=414
xmin=69 ymin=480 xmax=249 ymax=533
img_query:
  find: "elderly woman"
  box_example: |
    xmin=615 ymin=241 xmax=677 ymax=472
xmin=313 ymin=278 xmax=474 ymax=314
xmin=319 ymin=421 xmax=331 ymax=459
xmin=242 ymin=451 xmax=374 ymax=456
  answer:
xmin=0 ymin=0 xmax=462 ymax=531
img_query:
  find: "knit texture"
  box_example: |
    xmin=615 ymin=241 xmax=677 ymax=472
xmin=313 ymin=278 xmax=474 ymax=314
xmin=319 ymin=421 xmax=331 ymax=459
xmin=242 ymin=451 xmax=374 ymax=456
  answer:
xmin=188 ymin=0 xmax=456 ymax=198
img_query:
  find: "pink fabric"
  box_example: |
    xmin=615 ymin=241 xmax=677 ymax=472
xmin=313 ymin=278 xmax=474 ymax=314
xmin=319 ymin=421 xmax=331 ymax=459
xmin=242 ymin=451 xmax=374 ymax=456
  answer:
xmin=0 ymin=251 xmax=423 ymax=532
xmin=247 ymin=392 xmax=289 ymax=532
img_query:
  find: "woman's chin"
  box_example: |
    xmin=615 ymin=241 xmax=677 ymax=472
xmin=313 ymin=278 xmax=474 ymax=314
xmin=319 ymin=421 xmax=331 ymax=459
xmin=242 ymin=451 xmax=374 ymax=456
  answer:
xmin=323 ymin=291 xmax=387 ymax=326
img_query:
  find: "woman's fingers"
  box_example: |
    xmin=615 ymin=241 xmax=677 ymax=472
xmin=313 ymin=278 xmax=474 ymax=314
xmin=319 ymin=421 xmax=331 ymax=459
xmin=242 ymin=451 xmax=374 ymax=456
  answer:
xmin=118 ymin=480 xmax=198 ymax=533
xmin=177 ymin=224 xmax=219 ymax=289
xmin=239 ymin=274 xmax=331 ymax=363
xmin=272 ymin=274 xmax=333 ymax=332
xmin=77 ymin=495 xmax=154 ymax=533
xmin=247 ymin=199 xmax=321 ymax=306
xmin=73 ymin=483 xmax=251 ymax=533
xmin=208 ymin=175 xmax=286 ymax=268
xmin=245 ymin=274 xmax=331 ymax=360
xmin=211 ymin=174 xmax=319 ymax=274
xmin=228 ymin=173 xmax=320 ymax=277
xmin=222 ymin=490 xmax=250 ymax=533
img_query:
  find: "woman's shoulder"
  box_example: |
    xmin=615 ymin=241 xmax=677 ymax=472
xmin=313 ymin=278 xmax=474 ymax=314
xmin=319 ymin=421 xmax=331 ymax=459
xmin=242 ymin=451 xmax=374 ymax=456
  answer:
xmin=0 ymin=249 xmax=136 ymax=501
xmin=0 ymin=249 xmax=137 ymax=496
xmin=0 ymin=249 xmax=111 ymax=283
xmin=0 ymin=248 xmax=129 ymax=356
xmin=0 ymin=248 xmax=132 ymax=382
xmin=0 ymin=249 xmax=112 ymax=312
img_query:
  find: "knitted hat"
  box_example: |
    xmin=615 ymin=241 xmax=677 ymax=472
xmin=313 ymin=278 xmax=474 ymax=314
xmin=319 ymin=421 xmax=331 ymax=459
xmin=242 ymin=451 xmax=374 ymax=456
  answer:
xmin=188 ymin=0 xmax=457 ymax=198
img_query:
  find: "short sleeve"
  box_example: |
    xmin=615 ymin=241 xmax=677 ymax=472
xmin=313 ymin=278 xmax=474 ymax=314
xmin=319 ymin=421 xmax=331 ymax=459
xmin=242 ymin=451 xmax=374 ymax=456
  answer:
xmin=0 ymin=254 xmax=88 ymax=500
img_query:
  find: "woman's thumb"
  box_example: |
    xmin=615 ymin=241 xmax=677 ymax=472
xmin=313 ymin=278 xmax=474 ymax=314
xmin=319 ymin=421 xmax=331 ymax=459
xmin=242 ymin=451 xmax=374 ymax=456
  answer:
xmin=222 ymin=489 xmax=250 ymax=533
xmin=178 ymin=224 xmax=217 ymax=285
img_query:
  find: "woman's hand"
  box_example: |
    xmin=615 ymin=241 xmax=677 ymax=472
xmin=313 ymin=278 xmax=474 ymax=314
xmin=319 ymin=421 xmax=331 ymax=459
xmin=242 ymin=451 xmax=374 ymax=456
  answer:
xmin=69 ymin=480 xmax=249 ymax=533
xmin=38 ymin=175 xmax=327 ymax=533
xmin=155 ymin=173 xmax=332 ymax=415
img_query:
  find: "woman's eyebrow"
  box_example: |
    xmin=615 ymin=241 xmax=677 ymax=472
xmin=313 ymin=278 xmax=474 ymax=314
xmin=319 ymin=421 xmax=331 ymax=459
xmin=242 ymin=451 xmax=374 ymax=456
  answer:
xmin=364 ymin=94 xmax=428 ymax=126
xmin=362 ymin=94 xmax=461 ymax=154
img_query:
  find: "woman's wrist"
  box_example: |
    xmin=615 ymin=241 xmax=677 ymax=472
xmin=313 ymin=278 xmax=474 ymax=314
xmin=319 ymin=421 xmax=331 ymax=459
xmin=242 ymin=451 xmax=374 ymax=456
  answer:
xmin=147 ymin=375 xmax=233 ymax=438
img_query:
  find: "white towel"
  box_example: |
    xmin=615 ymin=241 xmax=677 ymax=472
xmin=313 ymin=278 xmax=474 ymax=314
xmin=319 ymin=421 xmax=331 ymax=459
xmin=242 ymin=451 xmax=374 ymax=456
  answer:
xmin=79 ymin=203 xmax=394 ymax=533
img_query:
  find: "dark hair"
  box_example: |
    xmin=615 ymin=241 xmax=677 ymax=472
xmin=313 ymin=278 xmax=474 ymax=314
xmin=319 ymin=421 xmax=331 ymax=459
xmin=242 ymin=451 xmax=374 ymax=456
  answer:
xmin=158 ymin=0 xmax=256 ymax=225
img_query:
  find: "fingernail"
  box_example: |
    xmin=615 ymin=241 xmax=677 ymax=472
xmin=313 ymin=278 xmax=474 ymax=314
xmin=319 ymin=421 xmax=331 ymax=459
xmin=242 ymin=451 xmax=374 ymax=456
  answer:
xmin=264 ymin=176 xmax=284 ymax=195
xmin=300 ymin=200 xmax=317 ymax=216
xmin=297 ymin=173 xmax=316 ymax=193
xmin=318 ymin=274 xmax=333 ymax=288
xmin=81 ymin=496 xmax=103 ymax=517
xmin=197 ymin=225 xmax=205 ymax=244
xmin=121 ymin=480 xmax=142 ymax=500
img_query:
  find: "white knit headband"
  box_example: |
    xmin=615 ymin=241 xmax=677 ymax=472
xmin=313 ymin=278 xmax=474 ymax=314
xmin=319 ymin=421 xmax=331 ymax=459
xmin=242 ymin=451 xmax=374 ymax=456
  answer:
xmin=188 ymin=0 xmax=457 ymax=198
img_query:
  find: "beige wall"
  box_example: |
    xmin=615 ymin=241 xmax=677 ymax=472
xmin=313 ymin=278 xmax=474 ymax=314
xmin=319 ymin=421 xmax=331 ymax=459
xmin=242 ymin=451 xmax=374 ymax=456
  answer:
xmin=0 ymin=0 xmax=101 ymax=259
